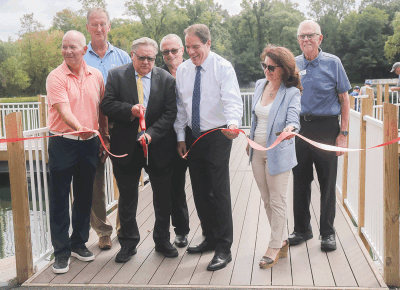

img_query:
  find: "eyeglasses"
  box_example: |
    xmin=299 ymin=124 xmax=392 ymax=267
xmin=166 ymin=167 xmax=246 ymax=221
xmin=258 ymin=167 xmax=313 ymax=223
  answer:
xmin=260 ymin=63 xmax=281 ymax=73
xmin=297 ymin=33 xmax=320 ymax=40
xmin=162 ymin=48 xmax=181 ymax=56
xmin=133 ymin=52 xmax=156 ymax=62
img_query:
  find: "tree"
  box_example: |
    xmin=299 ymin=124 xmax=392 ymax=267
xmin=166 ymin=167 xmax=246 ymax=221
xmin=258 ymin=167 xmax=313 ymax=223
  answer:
xmin=308 ymin=0 xmax=356 ymax=21
xmin=78 ymin=0 xmax=107 ymax=15
xmin=109 ymin=20 xmax=144 ymax=53
xmin=18 ymin=13 xmax=44 ymax=36
xmin=384 ymin=12 xmax=400 ymax=61
xmin=52 ymin=8 xmax=87 ymax=36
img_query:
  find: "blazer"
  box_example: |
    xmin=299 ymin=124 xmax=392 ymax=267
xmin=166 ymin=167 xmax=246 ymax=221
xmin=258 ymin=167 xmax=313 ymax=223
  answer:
xmin=100 ymin=64 xmax=177 ymax=167
xmin=249 ymin=79 xmax=301 ymax=175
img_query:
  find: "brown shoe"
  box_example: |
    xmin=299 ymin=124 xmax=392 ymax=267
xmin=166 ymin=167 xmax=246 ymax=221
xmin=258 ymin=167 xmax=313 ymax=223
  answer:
xmin=98 ymin=236 xmax=112 ymax=250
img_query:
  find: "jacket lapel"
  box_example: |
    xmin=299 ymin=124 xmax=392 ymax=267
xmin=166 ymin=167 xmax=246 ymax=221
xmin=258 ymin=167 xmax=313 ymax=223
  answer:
xmin=146 ymin=67 xmax=160 ymax=117
xmin=266 ymin=82 xmax=286 ymax=141
xmin=252 ymin=79 xmax=267 ymax=112
xmin=126 ymin=65 xmax=139 ymax=105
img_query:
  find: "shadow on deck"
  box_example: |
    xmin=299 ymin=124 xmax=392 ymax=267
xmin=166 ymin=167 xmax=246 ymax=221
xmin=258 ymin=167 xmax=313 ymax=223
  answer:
xmin=23 ymin=133 xmax=387 ymax=289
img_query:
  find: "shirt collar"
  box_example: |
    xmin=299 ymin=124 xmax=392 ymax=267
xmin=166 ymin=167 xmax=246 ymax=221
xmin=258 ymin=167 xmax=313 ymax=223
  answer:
xmin=135 ymin=70 xmax=152 ymax=79
xmin=302 ymin=47 xmax=322 ymax=67
xmin=198 ymin=51 xmax=213 ymax=72
xmin=87 ymin=41 xmax=114 ymax=57
xmin=61 ymin=60 xmax=92 ymax=76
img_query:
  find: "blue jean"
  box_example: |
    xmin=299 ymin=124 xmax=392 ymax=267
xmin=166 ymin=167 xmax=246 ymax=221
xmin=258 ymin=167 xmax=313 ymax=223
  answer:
xmin=48 ymin=135 xmax=100 ymax=258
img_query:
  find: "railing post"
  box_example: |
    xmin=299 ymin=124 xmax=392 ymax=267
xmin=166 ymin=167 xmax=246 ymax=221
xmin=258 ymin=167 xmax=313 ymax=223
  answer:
xmin=5 ymin=112 xmax=34 ymax=284
xmin=384 ymin=84 xmax=389 ymax=103
xmin=39 ymin=95 xmax=48 ymax=160
xmin=358 ymin=87 xmax=373 ymax=241
xmin=349 ymin=95 xmax=355 ymax=111
xmin=383 ymin=102 xmax=400 ymax=287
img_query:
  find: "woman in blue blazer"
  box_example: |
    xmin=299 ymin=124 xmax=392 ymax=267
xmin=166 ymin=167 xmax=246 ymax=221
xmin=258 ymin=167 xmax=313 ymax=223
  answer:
xmin=246 ymin=45 xmax=302 ymax=269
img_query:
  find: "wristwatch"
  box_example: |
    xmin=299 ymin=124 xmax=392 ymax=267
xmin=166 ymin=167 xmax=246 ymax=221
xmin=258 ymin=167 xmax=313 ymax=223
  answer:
xmin=340 ymin=130 xmax=348 ymax=136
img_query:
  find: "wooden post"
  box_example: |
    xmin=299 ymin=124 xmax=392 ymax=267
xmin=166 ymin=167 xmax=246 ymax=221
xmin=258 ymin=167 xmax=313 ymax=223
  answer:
xmin=349 ymin=95 xmax=355 ymax=111
xmin=377 ymin=85 xmax=383 ymax=120
xmin=5 ymin=112 xmax=33 ymax=284
xmin=384 ymin=84 xmax=389 ymax=103
xmin=358 ymin=87 xmax=373 ymax=239
xmin=383 ymin=102 xmax=400 ymax=287
xmin=39 ymin=95 xmax=48 ymax=160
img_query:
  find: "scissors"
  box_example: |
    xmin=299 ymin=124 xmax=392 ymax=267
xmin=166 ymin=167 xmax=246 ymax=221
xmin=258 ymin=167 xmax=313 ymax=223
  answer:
xmin=275 ymin=127 xmax=298 ymax=136
xmin=139 ymin=106 xmax=148 ymax=165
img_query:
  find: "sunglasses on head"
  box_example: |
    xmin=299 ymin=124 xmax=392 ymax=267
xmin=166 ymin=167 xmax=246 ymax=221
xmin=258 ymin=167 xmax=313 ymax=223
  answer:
xmin=260 ymin=62 xmax=281 ymax=72
xmin=162 ymin=48 xmax=181 ymax=56
xmin=133 ymin=52 xmax=156 ymax=62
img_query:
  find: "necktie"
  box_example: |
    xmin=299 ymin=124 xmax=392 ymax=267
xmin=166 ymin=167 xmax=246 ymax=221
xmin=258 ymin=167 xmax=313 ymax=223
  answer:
xmin=192 ymin=66 xmax=202 ymax=138
xmin=137 ymin=74 xmax=144 ymax=132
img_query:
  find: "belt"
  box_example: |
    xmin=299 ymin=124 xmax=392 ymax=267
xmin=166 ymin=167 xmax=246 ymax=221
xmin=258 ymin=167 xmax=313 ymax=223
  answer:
xmin=301 ymin=114 xmax=338 ymax=122
xmin=50 ymin=131 xmax=97 ymax=141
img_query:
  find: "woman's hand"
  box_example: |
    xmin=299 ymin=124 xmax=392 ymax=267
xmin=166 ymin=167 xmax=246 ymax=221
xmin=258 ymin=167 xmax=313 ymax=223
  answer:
xmin=246 ymin=143 xmax=250 ymax=156
xmin=283 ymin=125 xmax=296 ymax=140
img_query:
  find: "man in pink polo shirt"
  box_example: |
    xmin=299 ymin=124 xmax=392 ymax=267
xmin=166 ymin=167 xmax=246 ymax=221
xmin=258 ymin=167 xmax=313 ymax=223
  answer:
xmin=46 ymin=30 xmax=107 ymax=274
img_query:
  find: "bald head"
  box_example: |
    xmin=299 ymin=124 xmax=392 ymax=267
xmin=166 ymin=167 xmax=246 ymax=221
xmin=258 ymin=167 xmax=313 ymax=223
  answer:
xmin=63 ymin=30 xmax=86 ymax=47
xmin=297 ymin=20 xmax=321 ymax=36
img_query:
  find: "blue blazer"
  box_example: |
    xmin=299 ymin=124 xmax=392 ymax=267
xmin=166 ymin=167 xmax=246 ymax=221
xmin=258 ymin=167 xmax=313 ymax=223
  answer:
xmin=249 ymin=79 xmax=301 ymax=175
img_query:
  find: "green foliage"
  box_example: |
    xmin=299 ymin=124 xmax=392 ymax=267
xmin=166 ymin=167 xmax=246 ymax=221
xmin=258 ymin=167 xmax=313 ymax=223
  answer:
xmin=51 ymin=8 xmax=88 ymax=38
xmin=0 ymin=96 xmax=38 ymax=103
xmin=109 ymin=21 xmax=143 ymax=53
xmin=385 ymin=12 xmax=400 ymax=61
xmin=308 ymin=0 xmax=356 ymax=21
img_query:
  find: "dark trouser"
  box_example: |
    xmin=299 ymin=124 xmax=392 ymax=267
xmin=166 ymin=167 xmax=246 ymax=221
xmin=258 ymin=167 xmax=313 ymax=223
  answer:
xmin=292 ymin=117 xmax=339 ymax=236
xmin=186 ymin=126 xmax=233 ymax=254
xmin=171 ymin=152 xmax=190 ymax=236
xmin=48 ymin=135 xmax=100 ymax=259
xmin=112 ymin=142 xmax=173 ymax=248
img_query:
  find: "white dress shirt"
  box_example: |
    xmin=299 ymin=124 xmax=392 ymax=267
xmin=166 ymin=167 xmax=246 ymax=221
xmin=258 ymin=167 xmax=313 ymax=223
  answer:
xmin=174 ymin=51 xmax=243 ymax=141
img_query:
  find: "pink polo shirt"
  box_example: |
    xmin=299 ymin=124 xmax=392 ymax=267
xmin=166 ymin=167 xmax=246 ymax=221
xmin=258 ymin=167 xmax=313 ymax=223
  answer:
xmin=46 ymin=60 xmax=104 ymax=133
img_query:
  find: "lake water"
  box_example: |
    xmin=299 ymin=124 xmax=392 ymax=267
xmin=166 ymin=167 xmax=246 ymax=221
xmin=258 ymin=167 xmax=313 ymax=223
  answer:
xmin=0 ymin=174 xmax=13 ymax=259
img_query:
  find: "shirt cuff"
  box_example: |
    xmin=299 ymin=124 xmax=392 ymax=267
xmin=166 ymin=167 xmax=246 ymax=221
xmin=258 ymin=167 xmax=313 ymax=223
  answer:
xmin=177 ymin=131 xmax=185 ymax=142
xmin=227 ymin=120 xmax=240 ymax=128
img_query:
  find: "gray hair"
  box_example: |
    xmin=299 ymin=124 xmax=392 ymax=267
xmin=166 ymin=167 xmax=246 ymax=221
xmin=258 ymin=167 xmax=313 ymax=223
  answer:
xmin=87 ymin=7 xmax=110 ymax=24
xmin=131 ymin=37 xmax=158 ymax=54
xmin=184 ymin=24 xmax=211 ymax=44
xmin=297 ymin=20 xmax=321 ymax=36
xmin=160 ymin=34 xmax=183 ymax=50
xmin=63 ymin=30 xmax=86 ymax=47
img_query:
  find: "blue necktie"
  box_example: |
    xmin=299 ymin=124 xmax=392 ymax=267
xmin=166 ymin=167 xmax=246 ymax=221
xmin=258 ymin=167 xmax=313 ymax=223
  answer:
xmin=192 ymin=66 xmax=202 ymax=138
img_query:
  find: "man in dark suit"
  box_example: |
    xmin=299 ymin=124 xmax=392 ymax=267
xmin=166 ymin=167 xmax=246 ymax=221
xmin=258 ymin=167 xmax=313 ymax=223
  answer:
xmin=100 ymin=37 xmax=178 ymax=263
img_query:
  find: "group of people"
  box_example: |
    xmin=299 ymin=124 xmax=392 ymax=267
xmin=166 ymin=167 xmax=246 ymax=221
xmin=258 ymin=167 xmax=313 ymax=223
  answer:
xmin=46 ymin=6 xmax=351 ymax=276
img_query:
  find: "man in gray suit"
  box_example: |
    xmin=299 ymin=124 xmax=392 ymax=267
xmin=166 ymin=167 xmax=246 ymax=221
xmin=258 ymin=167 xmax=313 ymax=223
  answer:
xmin=100 ymin=37 xmax=178 ymax=262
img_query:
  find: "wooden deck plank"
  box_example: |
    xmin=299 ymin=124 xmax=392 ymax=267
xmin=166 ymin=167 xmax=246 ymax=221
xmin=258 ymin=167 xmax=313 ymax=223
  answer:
xmin=310 ymin=180 xmax=358 ymax=287
xmin=230 ymin=177 xmax=260 ymax=286
xmin=286 ymin=174 xmax=314 ymax=286
xmin=209 ymin=172 xmax=253 ymax=285
xmin=250 ymin=201 xmax=272 ymax=286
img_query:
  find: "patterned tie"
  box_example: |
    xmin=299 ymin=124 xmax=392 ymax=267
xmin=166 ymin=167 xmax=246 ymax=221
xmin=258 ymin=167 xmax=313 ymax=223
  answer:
xmin=137 ymin=74 xmax=144 ymax=132
xmin=192 ymin=66 xmax=202 ymax=138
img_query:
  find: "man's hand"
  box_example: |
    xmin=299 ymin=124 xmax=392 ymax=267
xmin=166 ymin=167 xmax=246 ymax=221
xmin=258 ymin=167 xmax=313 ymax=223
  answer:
xmin=131 ymin=104 xmax=146 ymax=119
xmin=177 ymin=141 xmax=187 ymax=159
xmin=99 ymin=135 xmax=110 ymax=163
xmin=389 ymin=87 xmax=400 ymax=92
xmin=77 ymin=126 xmax=95 ymax=140
xmin=222 ymin=124 xmax=239 ymax=139
xmin=138 ymin=132 xmax=152 ymax=145
xmin=335 ymin=134 xmax=347 ymax=156
xmin=283 ymin=125 xmax=296 ymax=140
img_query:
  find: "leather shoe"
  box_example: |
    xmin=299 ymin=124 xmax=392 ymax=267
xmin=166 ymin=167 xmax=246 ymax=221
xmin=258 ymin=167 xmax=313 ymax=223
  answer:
xmin=207 ymin=252 xmax=232 ymax=271
xmin=174 ymin=235 xmax=188 ymax=248
xmin=187 ymin=240 xmax=216 ymax=254
xmin=155 ymin=241 xmax=178 ymax=257
xmin=288 ymin=230 xmax=313 ymax=246
xmin=321 ymin=234 xmax=336 ymax=252
xmin=115 ymin=246 xmax=137 ymax=263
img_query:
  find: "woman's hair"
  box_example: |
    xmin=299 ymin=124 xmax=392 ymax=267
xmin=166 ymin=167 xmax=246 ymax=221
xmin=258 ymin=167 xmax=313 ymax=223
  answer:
xmin=260 ymin=44 xmax=302 ymax=92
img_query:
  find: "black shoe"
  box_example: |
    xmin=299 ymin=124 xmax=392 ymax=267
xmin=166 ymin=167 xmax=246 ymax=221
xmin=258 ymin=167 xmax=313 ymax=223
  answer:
xmin=52 ymin=257 xmax=70 ymax=274
xmin=155 ymin=241 xmax=179 ymax=257
xmin=71 ymin=247 xmax=95 ymax=262
xmin=115 ymin=246 xmax=137 ymax=263
xmin=187 ymin=240 xmax=216 ymax=254
xmin=207 ymin=252 xmax=232 ymax=271
xmin=288 ymin=230 xmax=313 ymax=246
xmin=174 ymin=234 xmax=188 ymax=248
xmin=321 ymin=234 xmax=336 ymax=252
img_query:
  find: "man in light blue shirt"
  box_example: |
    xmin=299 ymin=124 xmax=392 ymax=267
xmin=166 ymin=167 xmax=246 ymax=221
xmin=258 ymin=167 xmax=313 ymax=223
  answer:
xmin=83 ymin=7 xmax=131 ymax=251
xmin=290 ymin=20 xmax=351 ymax=252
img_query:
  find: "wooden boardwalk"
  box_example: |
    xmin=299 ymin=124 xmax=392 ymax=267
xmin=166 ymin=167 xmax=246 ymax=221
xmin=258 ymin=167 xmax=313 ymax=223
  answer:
xmin=24 ymin=133 xmax=387 ymax=289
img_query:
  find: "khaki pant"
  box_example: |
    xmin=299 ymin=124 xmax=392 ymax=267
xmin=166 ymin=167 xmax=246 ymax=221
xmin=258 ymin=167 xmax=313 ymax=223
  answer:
xmin=90 ymin=158 xmax=115 ymax=237
xmin=251 ymin=136 xmax=290 ymax=248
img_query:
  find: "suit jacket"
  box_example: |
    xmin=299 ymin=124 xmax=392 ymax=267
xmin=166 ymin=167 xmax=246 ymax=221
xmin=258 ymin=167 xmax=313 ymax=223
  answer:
xmin=100 ymin=64 xmax=177 ymax=167
xmin=249 ymin=79 xmax=301 ymax=175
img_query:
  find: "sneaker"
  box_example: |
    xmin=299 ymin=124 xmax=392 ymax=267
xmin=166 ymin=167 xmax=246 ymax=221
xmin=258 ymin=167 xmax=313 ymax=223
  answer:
xmin=52 ymin=257 xmax=70 ymax=274
xmin=155 ymin=241 xmax=178 ymax=257
xmin=71 ymin=247 xmax=95 ymax=262
xmin=115 ymin=246 xmax=137 ymax=263
xmin=98 ymin=236 xmax=112 ymax=250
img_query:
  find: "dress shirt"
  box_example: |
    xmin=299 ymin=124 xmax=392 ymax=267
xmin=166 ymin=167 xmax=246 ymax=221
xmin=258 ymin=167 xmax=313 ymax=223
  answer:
xmin=174 ymin=51 xmax=243 ymax=141
xmin=295 ymin=48 xmax=351 ymax=116
xmin=84 ymin=41 xmax=131 ymax=83
xmin=135 ymin=71 xmax=151 ymax=109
